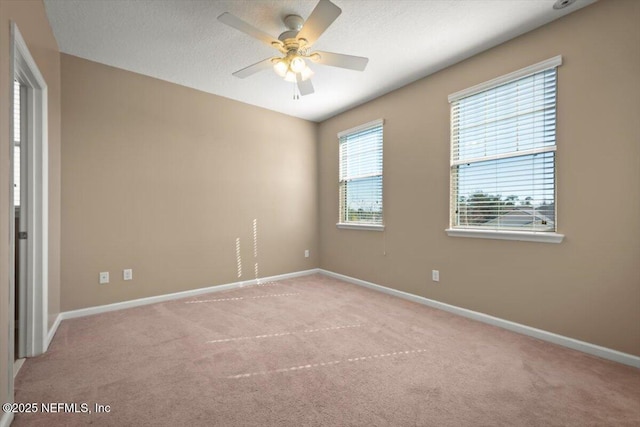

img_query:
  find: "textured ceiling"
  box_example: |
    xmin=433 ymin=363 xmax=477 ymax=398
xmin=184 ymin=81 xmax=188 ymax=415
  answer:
xmin=43 ymin=0 xmax=596 ymax=122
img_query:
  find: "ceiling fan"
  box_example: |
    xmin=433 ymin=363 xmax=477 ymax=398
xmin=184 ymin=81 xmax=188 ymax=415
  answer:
xmin=218 ymin=0 xmax=368 ymax=97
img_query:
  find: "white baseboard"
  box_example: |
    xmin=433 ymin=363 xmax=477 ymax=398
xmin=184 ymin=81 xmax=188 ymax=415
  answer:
xmin=45 ymin=313 xmax=63 ymax=351
xmin=13 ymin=358 xmax=25 ymax=379
xmin=0 ymin=412 xmax=14 ymax=427
xmin=60 ymin=269 xmax=321 ymax=321
xmin=51 ymin=267 xmax=639 ymax=369
xmin=319 ymin=269 xmax=640 ymax=369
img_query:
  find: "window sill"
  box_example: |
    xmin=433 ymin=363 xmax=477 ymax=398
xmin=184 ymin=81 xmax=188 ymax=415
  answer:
xmin=445 ymin=228 xmax=564 ymax=243
xmin=337 ymin=223 xmax=385 ymax=232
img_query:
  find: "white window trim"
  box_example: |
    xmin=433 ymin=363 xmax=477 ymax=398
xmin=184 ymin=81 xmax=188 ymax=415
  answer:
xmin=446 ymin=228 xmax=564 ymax=243
xmin=447 ymin=56 xmax=563 ymax=243
xmin=337 ymin=118 xmax=384 ymax=230
xmin=337 ymin=223 xmax=385 ymax=232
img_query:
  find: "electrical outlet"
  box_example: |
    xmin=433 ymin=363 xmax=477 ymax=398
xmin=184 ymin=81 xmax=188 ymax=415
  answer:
xmin=432 ymin=270 xmax=440 ymax=282
xmin=123 ymin=269 xmax=133 ymax=281
xmin=99 ymin=272 xmax=109 ymax=284
xmin=304 ymin=249 xmax=310 ymax=258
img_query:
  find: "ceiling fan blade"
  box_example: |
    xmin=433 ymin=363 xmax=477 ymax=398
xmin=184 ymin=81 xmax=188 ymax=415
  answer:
xmin=311 ymin=51 xmax=369 ymax=71
xmin=296 ymin=0 xmax=341 ymax=46
xmin=232 ymin=58 xmax=274 ymax=79
xmin=218 ymin=12 xmax=283 ymax=50
xmin=296 ymin=74 xmax=315 ymax=96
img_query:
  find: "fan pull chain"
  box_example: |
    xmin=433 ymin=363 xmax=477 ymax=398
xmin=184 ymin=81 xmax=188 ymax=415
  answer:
xmin=293 ymin=82 xmax=299 ymax=100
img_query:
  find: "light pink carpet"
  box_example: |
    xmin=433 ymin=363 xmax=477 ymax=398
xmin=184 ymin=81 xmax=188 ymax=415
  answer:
xmin=13 ymin=274 xmax=640 ymax=426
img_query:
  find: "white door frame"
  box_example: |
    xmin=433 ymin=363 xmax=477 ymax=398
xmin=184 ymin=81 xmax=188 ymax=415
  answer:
xmin=7 ymin=20 xmax=49 ymax=393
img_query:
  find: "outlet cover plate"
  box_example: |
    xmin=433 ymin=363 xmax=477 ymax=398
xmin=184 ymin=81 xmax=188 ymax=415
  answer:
xmin=99 ymin=272 xmax=109 ymax=284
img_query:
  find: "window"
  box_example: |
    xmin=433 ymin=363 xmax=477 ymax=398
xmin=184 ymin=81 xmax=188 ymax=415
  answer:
xmin=447 ymin=56 xmax=564 ymax=243
xmin=14 ymin=79 xmax=21 ymax=207
xmin=338 ymin=119 xmax=384 ymax=230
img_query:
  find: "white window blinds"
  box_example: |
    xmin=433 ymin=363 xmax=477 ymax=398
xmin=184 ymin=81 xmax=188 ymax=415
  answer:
xmin=449 ymin=57 xmax=560 ymax=232
xmin=13 ymin=79 xmax=21 ymax=207
xmin=338 ymin=119 xmax=384 ymax=225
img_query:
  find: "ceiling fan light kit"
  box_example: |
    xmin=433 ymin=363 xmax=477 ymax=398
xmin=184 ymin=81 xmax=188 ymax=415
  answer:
xmin=218 ymin=0 xmax=369 ymax=98
xmin=272 ymin=50 xmax=314 ymax=82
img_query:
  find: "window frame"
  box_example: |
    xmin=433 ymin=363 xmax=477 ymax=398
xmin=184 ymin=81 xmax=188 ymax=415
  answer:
xmin=336 ymin=118 xmax=385 ymax=231
xmin=445 ymin=56 xmax=565 ymax=244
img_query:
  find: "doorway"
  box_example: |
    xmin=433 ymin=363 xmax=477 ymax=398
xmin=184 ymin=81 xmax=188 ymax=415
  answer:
xmin=8 ymin=21 xmax=50 ymax=390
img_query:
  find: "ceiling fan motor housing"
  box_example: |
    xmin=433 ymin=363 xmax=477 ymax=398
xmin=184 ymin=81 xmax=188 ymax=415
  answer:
xmin=279 ymin=14 xmax=305 ymax=42
xmin=283 ymin=14 xmax=304 ymax=31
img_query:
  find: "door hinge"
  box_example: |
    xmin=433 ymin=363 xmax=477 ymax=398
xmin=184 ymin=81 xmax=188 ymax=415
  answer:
xmin=18 ymin=231 xmax=27 ymax=240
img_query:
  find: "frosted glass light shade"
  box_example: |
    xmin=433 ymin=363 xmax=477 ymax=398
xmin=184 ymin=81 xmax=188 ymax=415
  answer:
xmin=284 ymin=71 xmax=297 ymax=83
xmin=301 ymin=66 xmax=314 ymax=81
xmin=273 ymin=60 xmax=288 ymax=77
xmin=290 ymin=56 xmax=306 ymax=73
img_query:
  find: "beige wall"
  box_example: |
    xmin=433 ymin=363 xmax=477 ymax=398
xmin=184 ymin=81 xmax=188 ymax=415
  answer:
xmin=60 ymin=54 xmax=318 ymax=311
xmin=1 ymin=5 xmax=636 ymax=417
xmin=318 ymin=0 xmax=640 ymax=356
xmin=0 ymin=0 xmax=61 ymax=411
